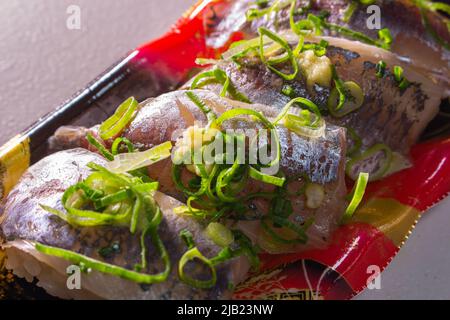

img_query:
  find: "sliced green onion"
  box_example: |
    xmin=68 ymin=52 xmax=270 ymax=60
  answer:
xmin=215 ymin=159 xmax=242 ymax=203
xmin=283 ymin=113 xmax=326 ymax=138
xmin=328 ymin=80 xmax=364 ymax=118
xmin=289 ymin=0 xmax=315 ymax=36
xmin=274 ymin=97 xmax=321 ymax=125
xmin=303 ymin=39 xmax=329 ymax=57
xmin=40 ymin=204 xmax=124 ymax=228
xmin=172 ymin=164 xmax=206 ymax=197
xmin=180 ymin=229 xmax=195 ymax=249
xmin=64 ymin=185 xmax=132 ymax=225
xmin=217 ymin=108 xmax=281 ymax=171
xmin=346 ymin=144 xmax=393 ymax=181
xmin=259 ymin=27 xmax=299 ymax=81
xmin=393 ymin=66 xmax=404 ymax=82
xmin=174 ymin=205 xmax=210 ymax=219
xmin=139 ymin=206 xmax=164 ymax=270
xmin=320 ymin=14 xmax=393 ymax=49
xmin=281 ymin=84 xmax=296 ymax=98
xmin=205 ymin=222 xmax=234 ymax=247
xmin=249 ymin=166 xmax=286 ymax=187
xmin=378 ymin=28 xmax=393 ymax=50
xmin=375 ymin=61 xmax=387 ymax=78
xmin=331 ymin=23 xmax=392 ymax=49
xmin=77 ymin=183 xmax=104 ymax=201
xmin=343 ymin=1 xmax=359 ymax=23
xmin=329 ymin=65 xmax=347 ymax=111
xmin=191 ymin=70 xmax=217 ymax=90
xmin=99 ymin=97 xmax=138 ymax=140
xmin=393 ymin=65 xmax=411 ymax=90
xmin=222 ymin=38 xmax=262 ymax=61
xmin=132 ymin=182 xmax=159 ymax=195
xmin=190 ymin=69 xmax=251 ymax=103
xmin=111 ymin=137 xmax=134 ymax=156
xmin=87 ymin=162 xmax=134 ymax=186
xmin=214 ymin=169 xmax=236 ymax=204
xmin=42 ymin=162 xmax=159 ymax=230
xmin=217 ymin=108 xmax=274 ymax=128
xmin=86 ymin=133 xmax=114 ymax=161
xmin=93 ymin=189 xmax=132 ymax=210
xmin=186 ymin=91 xmax=213 ymax=117
xmin=427 ymin=1 xmax=450 ymax=15
xmin=105 ymin=141 xmax=172 ymax=174
xmin=178 ymin=247 xmax=217 ymax=289
xmin=341 ymin=172 xmax=369 ymax=223
xmin=195 ymin=58 xmax=220 ymax=66
xmin=256 ymin=0 xmax=269 ymax=9
xmin=42 ymin=182 xmax=132 ymax=228
xmin=129 ymin=193 xmax=143 ymax=234
xmin=35 ymin=229 xmax=170 ymax=285
xmin=246 ymin=0 xmax=292 ymax=21
xmin=274 ymin=97 xmax=326 ymax=138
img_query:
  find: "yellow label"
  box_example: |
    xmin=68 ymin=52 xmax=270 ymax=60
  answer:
xmin=0 ymin=135 xmax=30 ymax=200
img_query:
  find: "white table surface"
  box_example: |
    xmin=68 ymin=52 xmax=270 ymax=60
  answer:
xmin=0 ymin=0 xmax=448 ymax=300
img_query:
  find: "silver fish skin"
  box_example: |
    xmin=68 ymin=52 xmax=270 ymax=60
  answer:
xmin=0 ymin=148 xmax=248 ymax=300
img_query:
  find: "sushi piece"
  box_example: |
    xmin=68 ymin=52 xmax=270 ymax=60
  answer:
xmin=123 ymin=90 xmax=348 ymax=252
xmin=207 ymin=0 xmax=450 ymax=90
xmin=0 ymin=149 xmax=251 ymax=299
xmin=187 ymin=35 xmax=445 ymax=179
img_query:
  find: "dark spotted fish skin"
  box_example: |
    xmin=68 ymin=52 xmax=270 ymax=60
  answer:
xmin=208 ymin=0 xmax=450 ymax=88
xmin=188 ymin=39 xmax=443 ymax=157
xmin=0 ymin=149 xmax=244 ymax=299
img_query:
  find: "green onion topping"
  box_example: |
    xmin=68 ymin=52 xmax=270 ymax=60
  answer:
xmin=346 ymin=144 xmax=393 ymax=181
xmin=86 ymin=133 xmax=114 ymax=161
xmin=341 ymin=172 xmax=369 ymax=223
xmin=105 ymin=141 xmax=172 ymax=174
xmin=275 ymin=97 xmax=326 ymax=138
xmin=99 ymin=97 xmax=138 ymax=140
xmin=375 ymin=61 xmax=387 ymax=78
xmin=258 ymin=27 xmax=299 ymax=81
xmin=328 ymin=67 xmax=364 ymax=118
xmin=393 ymin=66 xmax=411 ymax=90
xmin=35 ymin=219 xmax=170 ymax=285
xmin=190 ymin=68 xmax=251 ymax=103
